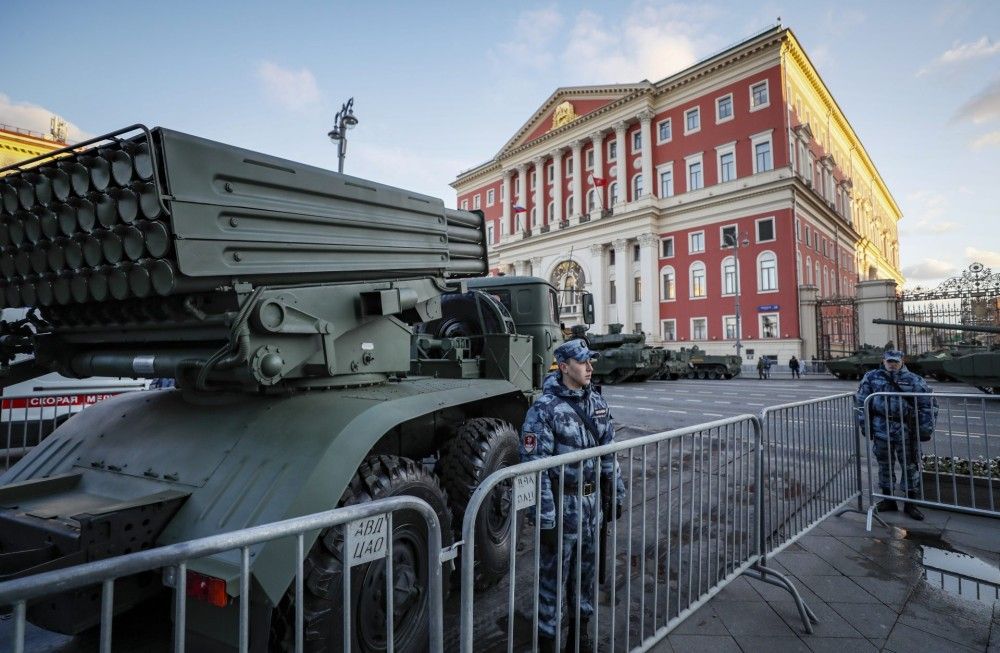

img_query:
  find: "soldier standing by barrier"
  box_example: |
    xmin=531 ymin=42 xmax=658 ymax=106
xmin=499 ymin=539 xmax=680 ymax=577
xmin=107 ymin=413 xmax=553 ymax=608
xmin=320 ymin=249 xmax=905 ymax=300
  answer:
xmin=854 ymin=349 xmax=937 ymax=521
xmin=518 ymin=339 xmax=626 ymax=652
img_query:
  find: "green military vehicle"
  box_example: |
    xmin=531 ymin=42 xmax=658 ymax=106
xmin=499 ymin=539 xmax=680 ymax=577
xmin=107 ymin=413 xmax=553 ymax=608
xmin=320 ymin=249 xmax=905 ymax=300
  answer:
xmin=905 ymin=342 xmax=986 ymax=382
xmin=824 ymin=344 xmax=886 ymax=380
xmin=657 ymin=346 xmax=742 ymax=380
xmin=583 ymin=323 xmax=661 ymax=384
xmin=0 ymin=125 xmax=594 ymax=652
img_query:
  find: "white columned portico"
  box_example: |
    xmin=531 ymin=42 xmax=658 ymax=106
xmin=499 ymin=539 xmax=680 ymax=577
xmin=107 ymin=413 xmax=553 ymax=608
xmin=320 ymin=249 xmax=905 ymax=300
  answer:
xmin=501 ymin=170 xmax=512 ymax=236
xmin=552 ymin=148 xmax=564 ymax=225
xmin=533 ymin=156 xmax=545 ymax=231
xmin=571 ymin=140 xmax=584 ymax=221
xmin=516 ymin=164 xmax=528 ymax=234
xmin=589 ymin=243 xmax=606 ymax=332
xmin=613 ymin=122 xmax=627 ymax=206
xmin=590 ymin=130 xmax=605 ymax=211
xmin=638 ymin=233 xmax=658 ymax=336
xmin=613 ymin=238 xmax=631 ymax=327
xmin=638 ymin=110 xmax=655 ymax=198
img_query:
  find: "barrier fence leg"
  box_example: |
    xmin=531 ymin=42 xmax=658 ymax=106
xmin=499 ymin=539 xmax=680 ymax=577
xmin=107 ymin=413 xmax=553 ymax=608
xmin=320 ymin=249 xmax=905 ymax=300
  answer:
xmin=743 ymin=562 xmax=818 ymax=633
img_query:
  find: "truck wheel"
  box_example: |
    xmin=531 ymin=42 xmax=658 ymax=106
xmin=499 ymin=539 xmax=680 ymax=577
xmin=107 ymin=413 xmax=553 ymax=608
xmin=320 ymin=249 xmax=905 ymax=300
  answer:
xmin=439 ymin=417 xmax=521 ymax=589
xmin=271 ymin=454 xmax=453 ymax=653
xmin=708 ymin=368 xmax=720 ymax=380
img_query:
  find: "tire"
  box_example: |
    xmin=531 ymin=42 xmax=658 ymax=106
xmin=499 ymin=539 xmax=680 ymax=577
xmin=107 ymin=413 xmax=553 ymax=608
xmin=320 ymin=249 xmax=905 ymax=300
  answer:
xmin=271 ymin=455 xmax=453 ymax=653
xmin=708 ymin=368 xmax=720 ymax=380
xmin=438 ymin=418 xmax=521 ymax=590
xmin=685 ymin=370 xmax=696 ymax=379
xmin=697 ymin=369 xmax=708 ymax=380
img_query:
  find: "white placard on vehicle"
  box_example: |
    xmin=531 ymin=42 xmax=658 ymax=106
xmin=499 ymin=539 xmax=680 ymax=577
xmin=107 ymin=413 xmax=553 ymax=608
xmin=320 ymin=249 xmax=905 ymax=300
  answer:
xmin=514 ymin=473 xmax=537 ymax=511
xmin=345 ymin=514 xmax=389 ymax=567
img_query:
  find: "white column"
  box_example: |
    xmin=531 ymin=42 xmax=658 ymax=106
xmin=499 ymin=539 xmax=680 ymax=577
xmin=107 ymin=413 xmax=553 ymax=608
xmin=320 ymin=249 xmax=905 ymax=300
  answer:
xmin=638 ymin=233 xmax=658 ymax=336
xmin=571 ymin=140 xmax=584 ymax=221
xmin=638 ymin=110 xmax=655 ymax=198
xmin=613 ymin=238 xmax=631 ymax=327
xmin=613 ymin=122 xmax=628 ymax=205
xmin=552 ymin=148 xmax=564 ymax=225
xmin=516 ymin=164 xmax=528 ymax=235
xmin=590 ymin=130 xmax=605 ymax=211
xmin=514 ymin=260 xmax=528 ymax=276
xmin=533 ymin=156 xmax=545 ymax=231
xmin=529 ymin=256 xmax=542 ymax=279
xmin=589 ymin=243 xmax=606 ymax=332
xmin=501 ymin=170 xmax=512 ymax=236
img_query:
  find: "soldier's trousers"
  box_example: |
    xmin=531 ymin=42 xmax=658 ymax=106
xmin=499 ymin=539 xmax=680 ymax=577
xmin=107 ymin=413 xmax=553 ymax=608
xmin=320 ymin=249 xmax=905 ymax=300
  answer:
xmin=873 ymin=437 xmax=921 ymax=494
xmin=537 ymin=527 xmax=598 ymax=639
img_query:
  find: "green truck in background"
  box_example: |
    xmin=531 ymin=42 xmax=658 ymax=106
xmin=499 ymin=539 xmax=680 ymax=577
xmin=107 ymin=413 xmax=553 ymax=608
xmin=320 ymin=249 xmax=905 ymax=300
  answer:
xmin=0 ymin=125 xmax=593 ymax=652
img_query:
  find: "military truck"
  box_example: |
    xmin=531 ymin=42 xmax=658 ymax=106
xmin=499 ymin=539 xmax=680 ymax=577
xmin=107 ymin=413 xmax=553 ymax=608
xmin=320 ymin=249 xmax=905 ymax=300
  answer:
xmin=0 ymin=125 xmax=594 ymax=652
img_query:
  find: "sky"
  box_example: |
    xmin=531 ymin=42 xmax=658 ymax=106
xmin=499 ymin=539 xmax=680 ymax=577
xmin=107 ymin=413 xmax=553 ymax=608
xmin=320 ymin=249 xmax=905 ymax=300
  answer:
xmin=1 ymin=0 xmax=998 ymax=289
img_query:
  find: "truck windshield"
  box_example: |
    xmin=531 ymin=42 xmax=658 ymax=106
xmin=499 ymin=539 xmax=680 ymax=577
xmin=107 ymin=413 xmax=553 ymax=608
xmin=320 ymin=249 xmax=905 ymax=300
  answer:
xmin=549 ymin=289 xmax=559 ymax=324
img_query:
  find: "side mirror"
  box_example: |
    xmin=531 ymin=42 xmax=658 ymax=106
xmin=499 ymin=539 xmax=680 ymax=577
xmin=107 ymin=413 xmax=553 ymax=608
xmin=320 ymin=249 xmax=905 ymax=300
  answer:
xmin=581 ymin=293 xmax=595 ymax=325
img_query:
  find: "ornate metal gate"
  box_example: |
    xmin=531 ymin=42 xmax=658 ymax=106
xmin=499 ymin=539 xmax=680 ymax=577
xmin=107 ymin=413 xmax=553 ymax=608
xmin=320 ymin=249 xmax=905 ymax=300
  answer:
xmin=897 ymin=262 xmax=1000 ymax=355
xmin=816 ymin=296 xmax=858 ymax=360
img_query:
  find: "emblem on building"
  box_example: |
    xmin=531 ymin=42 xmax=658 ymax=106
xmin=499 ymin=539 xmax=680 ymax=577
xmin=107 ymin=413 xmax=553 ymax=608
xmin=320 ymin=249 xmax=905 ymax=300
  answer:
xmin=551 ymin=101 xmax=579 ymax=130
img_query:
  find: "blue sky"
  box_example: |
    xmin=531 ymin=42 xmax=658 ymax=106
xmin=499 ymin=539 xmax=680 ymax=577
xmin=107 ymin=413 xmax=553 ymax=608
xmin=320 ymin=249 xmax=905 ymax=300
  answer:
xmin=1 ymin=0 xmax=998 ymax=288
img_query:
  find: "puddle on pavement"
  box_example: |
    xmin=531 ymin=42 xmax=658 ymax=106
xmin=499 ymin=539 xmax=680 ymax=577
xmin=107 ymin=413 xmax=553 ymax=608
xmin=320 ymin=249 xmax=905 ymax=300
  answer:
xmin=905 ymin=530 xmax=1000 ymax=605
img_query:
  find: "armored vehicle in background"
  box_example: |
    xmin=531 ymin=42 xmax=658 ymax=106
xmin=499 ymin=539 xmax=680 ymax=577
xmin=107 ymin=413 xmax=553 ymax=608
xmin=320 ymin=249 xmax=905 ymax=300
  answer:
xmin=904 ymin=342 xmax=986 ymax=381
xmin=657 ymin=346 xmax=742 ymax=380
xmin=584 ymin=323 xmax=659 ymax=383
xmin=824 ymin=345 xmax=886 ymax=380
xmin=0 ymin=125 xmax=593 ymax=652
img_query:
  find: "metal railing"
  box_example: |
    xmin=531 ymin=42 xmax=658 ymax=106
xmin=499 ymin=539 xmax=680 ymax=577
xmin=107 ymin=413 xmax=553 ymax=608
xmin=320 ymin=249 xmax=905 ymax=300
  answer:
xmin=863 ymin=391 xmax=1000 ymax=529
xmin=0 ymin=496 xmax=443 ymax=653
xmin=459 ymin=416 xmax=763 ymax=653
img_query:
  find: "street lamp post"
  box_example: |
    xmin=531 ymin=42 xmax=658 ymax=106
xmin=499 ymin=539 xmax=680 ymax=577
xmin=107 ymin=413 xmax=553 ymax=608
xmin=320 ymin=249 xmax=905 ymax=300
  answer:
xmin=327 ymin=97 xmax=359 ymax=174
xmin=726 ymin=232 xmax=751 ymax=360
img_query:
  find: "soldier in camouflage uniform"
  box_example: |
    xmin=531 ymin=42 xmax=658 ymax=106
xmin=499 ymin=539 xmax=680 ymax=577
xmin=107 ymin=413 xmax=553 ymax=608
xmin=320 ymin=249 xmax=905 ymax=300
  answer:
xmin=519 ymin=339 xmax=626 ymax=652
xmin=855 ymin=349 xmax=937 ymax=521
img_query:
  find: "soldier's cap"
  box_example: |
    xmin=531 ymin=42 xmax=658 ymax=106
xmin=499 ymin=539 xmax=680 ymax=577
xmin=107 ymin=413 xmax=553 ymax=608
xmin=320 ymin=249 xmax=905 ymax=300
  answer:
xmin=554 ymin=339 xmax=600 ymax=363
xmin=883 ymin=350 xmax=904 ymax=362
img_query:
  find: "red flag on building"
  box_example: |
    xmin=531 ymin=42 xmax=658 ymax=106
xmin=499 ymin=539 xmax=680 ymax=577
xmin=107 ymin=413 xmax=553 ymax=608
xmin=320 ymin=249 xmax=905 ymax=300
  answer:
xmin=512 ymin=204 xmax=527 ymax=213
xmin=591 ymin=175 xmax=607 ymax=187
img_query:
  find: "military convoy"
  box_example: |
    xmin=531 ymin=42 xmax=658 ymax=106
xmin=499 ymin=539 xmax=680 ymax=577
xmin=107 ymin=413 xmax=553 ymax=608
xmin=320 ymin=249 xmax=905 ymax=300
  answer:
xmin=0 ymin=125 xmax=595 ymax=652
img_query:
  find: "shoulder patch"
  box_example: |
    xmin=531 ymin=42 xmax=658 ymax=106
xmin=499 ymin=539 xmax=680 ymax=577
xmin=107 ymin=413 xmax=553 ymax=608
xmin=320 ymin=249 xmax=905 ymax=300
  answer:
xmin=594 ymin=408 xmax=608 ymax=417
xmin=523 ymin=433 xmax=537 ymax=453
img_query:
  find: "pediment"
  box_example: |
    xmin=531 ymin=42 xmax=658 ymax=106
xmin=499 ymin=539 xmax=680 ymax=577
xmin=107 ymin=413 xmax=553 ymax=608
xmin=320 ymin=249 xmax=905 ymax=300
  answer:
xmin=497 ymin=84 xmax=646 ymax=158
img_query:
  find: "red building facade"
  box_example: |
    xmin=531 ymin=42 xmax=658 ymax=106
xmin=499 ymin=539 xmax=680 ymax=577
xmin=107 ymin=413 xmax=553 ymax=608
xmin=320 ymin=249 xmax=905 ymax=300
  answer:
xmin=452 ymin=27 xmax=902 ymax=362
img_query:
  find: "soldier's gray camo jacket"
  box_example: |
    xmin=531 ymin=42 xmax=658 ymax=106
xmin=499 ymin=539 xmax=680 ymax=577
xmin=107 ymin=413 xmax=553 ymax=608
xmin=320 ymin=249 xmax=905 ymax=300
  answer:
xmin=520 ymin=371 xmax=626 ymax=530
xmin=854 ymin=366 xmax=937 ymax=441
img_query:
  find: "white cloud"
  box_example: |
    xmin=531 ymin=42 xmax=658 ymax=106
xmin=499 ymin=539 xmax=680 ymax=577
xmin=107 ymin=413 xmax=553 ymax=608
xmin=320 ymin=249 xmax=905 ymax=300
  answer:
xmin=955 ymin=78 xmax=1000 ymax=124
xmin=351 ymin=143 xmax=467 ymax=207
xmin=940 ymin=36 xmax=1000 ymax=64
xmin=256 ymin=62 xmax=321 ymax=112
xmin=0 ymin=93 xmax=89 ymax=142
xmin=971 ymin=130 xmax=1000 ymax=149
xmin=965 ymin=246 xmax=1000 ymax=268
xmin=902 ymin=259 xmax=957 ymax=280
xmin=495 ymin=7 xmax=563 ymax=70
xmin=902 ymin=190 xmax=959 ymax=234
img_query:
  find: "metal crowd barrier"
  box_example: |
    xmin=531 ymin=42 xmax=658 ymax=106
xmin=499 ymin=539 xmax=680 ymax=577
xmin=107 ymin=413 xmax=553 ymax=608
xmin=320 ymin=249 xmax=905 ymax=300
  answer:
xmin=1 ymin=389 xmax=140 ymax=469
xmin=459 ymin=416 xmax=764 ymax=653
xmin=0 ymin=496 xmax=443 ymax=653
xmin=863 ymin=391 xmax=1000 ymax=529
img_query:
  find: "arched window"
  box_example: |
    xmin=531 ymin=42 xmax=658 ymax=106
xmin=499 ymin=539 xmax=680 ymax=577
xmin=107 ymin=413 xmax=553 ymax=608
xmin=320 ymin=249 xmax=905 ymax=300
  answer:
xmin=722 ymin=256 xmax=737 ymax=295
xmin=587 ymin=189 xmax=598 ymax=211
xmin=689 ymin=261 xmax=707 ymax=298
xmin=530 ymin=207 xmax=537 ymax=228
xmin=661 ymin=265 xmax=676 ymax=300
xmin=815 ymin=262 xmax=822 ymax=294
xmin=757 ymin=251 xmax=777 ymax=292
xmin=546 ymin=202 xmax=554 ymax=223
xmin=806 ymin=256 xmax=813 ymax=284
xmin=609 ymin=182 xmax=619 ymax=205
xmin=796 ymin=252 xmax=803 ymax=283
xmin=565 ymin=196 xmax=574 ymax=219
xmin=824 ymin=267 xmax=831 ymax=296
xmin=632 ymin=174 xmax=644 ymax=200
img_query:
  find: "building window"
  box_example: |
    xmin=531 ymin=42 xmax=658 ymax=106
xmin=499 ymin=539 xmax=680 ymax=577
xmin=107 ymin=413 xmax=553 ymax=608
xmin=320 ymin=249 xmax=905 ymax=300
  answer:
xmin=609 ymin=248 xmax=616 ymax=266
xmin=530 ymin=207 xmax=536 ymax=228
xmin=722 ymin=256 xmax=737 ymax=295
xmin=750 ymin=80 xmax=770 ymax=110
xmin=661 ymin=237 xmax=674 ymax=258
xmin=759 ymin=313 xmax=779 ymax=339
xmin=566 ymin=196 xmax=574 ymax=218
xmin=633 ymin=276 xmax=642 ymax=298
xmin=690 ymin=261 xmax=706 ymax=298
xmin=632 ymin=174 xmax=643 ymax=200
xmin=546 ymin=164 xmax=553 ymax=183
xmin=633 ymin=244 xmax=641 ymax=262
xmin=609 ymin=279 xmax=616 ymax=304
xmin=609 ymin=182 xmax=618 ymax=205
xmin=565 ymin=157 xmax=573 ymax=176
xmin=724 ymin=315 xmax=738 ymax=340
xmin=754 ymin=139 xmax=773 ymax=173
xmin=586 ymin=149 xmax=594 ymax=170
xmin=718 ymin=149 xmax=735 ymax=183
xmin=632 ymin=130 xmax=642 ymax=152
xmin=689 ymin=231 xmax=704 ymax=253
xmin=500 ymin=184 xmax=505 ymax=200
xmin=474 ymin=194 xmax=482 ymax=210
xmin=756 ymin=217 xmax=775 ymax=242
xmin=608 ymin=141 xmax=617 ymax=161
xmin=634 ymin=322 xmax=642 ymax=334
xmin=461 ymin=199 xmax=469 ymax=210
xmin=684 ymin=107 xmax=700 ymax=134
xmin=795 ymin=218 xmax=800 ymax=241
xmin=662 ymin=319 xmax=676 ymax=341
xmin=587 ymin=189 xmax=598 ymax=211
xmin=486 ymin=189 xmax=495 ymax=206
xmin=657 ymin=118 xmax=672 ymax=143
xmin=659 ymin=168 xmax=674 ymax=197
xmin=514 ymin=179 xmax=520 ymax=195
xmin=691 ymin=317 xmax=707 ymax=340
xmin=487 ymin=223 xmax=495 ymax=244
xmin=716 ymin=94 xmax=733 ymax=122
xmin=661 ymin=266 xmax=675 ymax=300
xmin=546 ymin=202 xmax=554 ymax=222
xmin=721 ymin=224 xmax=737 ymax=248
xmin=687 ymin=160 xmax=703 ymax=191
xmin=758 ymin=251 xmax=778 ymax=291
xmin=806 ymin=256 xmax=813 ymax=284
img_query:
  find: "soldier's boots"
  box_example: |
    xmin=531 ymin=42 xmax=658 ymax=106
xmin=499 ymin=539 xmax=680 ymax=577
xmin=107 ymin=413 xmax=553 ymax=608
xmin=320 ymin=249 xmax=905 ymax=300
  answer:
xmin=536 ymin=634 xmax=559 ymax=653
xmin=563 ymin=617 xmax=593 ymax=652
xmin=904 ymin=492 xmax=925 ymax=521
xmin=875 ymin=498 xmax=898 ymax=512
